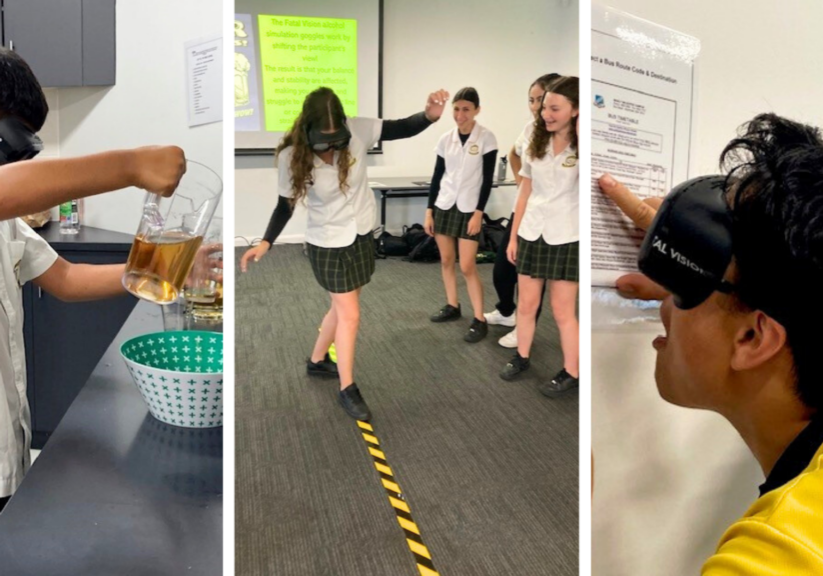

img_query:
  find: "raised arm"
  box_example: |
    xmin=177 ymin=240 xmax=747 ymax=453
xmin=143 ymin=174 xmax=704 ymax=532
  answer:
xmin=379 ymin=90 xmax=450 ymax=142
xmin=0 ymin=146 xmax=185 ymax=220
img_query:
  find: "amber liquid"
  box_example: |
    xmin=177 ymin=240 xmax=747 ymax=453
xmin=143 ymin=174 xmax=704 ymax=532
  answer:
xmin=187 ymin=282 xmax=223 ymax=319
xmin=123 ymin=233 xmax=203 ymax=304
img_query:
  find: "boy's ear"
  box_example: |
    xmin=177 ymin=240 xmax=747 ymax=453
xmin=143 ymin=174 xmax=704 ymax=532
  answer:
xmin=730 ymin=310 xmax=787 ymax=372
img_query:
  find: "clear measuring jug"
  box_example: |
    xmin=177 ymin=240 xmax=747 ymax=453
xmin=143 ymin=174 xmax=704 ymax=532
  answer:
xmin=122 ymin=160 xmax=223 ymax=305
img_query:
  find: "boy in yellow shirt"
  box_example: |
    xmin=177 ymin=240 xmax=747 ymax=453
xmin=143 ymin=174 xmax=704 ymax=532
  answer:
xmin=599 ymin=113 xmax=823 ymax=574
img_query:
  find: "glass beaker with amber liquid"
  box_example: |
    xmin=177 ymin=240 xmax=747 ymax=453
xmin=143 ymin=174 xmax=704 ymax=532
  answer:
xmin=123 ymin=161 xmax=222 ymax=305
xmin=185 ymin=217 xmax=223 ymax=320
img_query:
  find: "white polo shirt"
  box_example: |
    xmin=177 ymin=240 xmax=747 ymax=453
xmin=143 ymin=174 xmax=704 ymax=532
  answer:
xmin=1 ymin=219 xmax=58 ymax=498
xmin=433 ymin=123 xmax=498 ymax=214
xmin=518 ymin=138 xmax=579 ymax=245
xmin=511 ymin=120 xmax=535 ymax=212
xmin=514 ymin=119 xmax=534 ymax=157
xmin=278 ymin=117 xmax=382 ymax=248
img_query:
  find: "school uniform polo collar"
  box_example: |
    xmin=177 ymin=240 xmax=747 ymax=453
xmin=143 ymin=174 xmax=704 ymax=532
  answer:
xmin=312 ymin=151 xmax=342 ymax=170
xmin=451 ymin=122 xmax=481 ymax=145
xmin=759 ymin=412 xmax=823 ymax=496
xmin=547 ymin=136 xmax=574 ymax=159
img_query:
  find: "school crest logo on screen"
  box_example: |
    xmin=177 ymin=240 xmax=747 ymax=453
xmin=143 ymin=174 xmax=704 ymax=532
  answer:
xmin=594 ymin=95 xmax=605 ymax=109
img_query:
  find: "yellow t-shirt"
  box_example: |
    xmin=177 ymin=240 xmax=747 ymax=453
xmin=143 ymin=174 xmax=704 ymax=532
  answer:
xmin=702 ymin=443 xmax=823 ymax=575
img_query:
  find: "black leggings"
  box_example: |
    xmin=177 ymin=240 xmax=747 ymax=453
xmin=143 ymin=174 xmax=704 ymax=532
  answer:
xmin=493 ymin=214 xmax=547 ymax=318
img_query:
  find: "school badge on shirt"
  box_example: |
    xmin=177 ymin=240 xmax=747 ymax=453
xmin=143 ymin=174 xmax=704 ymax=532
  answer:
xmin=562 ymin=155 xmax=578 ymax=168
xmin=469 ymin=144 xmax=480 ymax=155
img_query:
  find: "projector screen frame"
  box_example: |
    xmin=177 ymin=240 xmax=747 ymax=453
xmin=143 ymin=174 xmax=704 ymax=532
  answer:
xmin=235 ymin=0 xmax=385 ymax=157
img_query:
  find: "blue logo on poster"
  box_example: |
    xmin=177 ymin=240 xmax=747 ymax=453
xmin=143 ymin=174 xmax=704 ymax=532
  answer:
xmin=594 ymin=95 xmax=605 ymax=109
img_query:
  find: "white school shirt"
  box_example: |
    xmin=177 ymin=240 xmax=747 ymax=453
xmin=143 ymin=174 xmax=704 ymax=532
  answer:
xmin=0 ymin=219 xmax=58 ymax=497
xmin=511 ymin=120 xmax=535 ymax=212
xmin=433 ymin=123 xmax=498 ymax=214
xmin=278 ymin=117 xmax=382 ymax=248
xmin=518 ymin=139 xmax=579 ymax=245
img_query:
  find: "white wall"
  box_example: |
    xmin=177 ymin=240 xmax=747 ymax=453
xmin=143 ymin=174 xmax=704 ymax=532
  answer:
xmin=54 ymin=0 xmax=223 ymax=235
xmin=592 ymin=2 xmax=823 ymax=575
xmin=235 ymin=0 xmax=579 ymax=244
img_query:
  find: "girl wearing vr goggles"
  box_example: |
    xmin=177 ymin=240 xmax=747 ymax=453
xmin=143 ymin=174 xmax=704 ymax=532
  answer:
xmin=484 ymin=73 xmax=560 ymax=348
xmin=240 ymin=86 xmax=448 ymax=421
xmin=502 ymin=76 xmax=579 ymax=397
xmin=425 ymin=87 xmax=499 ymax=343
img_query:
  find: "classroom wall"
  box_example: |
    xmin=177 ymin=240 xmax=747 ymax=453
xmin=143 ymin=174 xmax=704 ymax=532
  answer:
xmin=235 ymin=0 xmax=579 ymax=244
xmin=592 ymin=2 xmax=823 ymax=575
xmin=52 ymin=0 xmax=223 ymax=235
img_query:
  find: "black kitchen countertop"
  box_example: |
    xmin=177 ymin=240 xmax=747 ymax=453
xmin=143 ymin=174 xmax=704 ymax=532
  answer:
xmin=0 ymin=301 xmax=223 ymax=575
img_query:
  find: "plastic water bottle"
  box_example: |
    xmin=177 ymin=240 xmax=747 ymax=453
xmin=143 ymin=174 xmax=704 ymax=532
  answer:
xmin=59 ymin=200 xmax=80 ymax=234
xmin=498 ymin=156 xmax=508 ymax=181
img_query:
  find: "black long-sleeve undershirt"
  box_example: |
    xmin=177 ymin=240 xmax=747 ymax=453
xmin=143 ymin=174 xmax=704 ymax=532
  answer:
xmin=262 ymin=196 xmax=294 ymax=247
xmin=427 ymin=149 xmax=498 ymax=212
xmin=380 ymin=112 xmax=433 ymax=141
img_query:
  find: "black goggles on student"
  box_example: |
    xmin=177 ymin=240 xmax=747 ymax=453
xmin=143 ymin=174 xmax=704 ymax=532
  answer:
xmin=304 ymin=122 xmax=351 ymax=152
xmin=638 ymin=175 xmax=735 ymax=310
xmin=0 ymin=116 xmax=43 ymax=165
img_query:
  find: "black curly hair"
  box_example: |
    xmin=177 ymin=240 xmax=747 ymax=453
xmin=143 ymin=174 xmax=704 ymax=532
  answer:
xmin=0 ymin=47 xmax=48 ymax=131
xmin=720 ymin=113 xmax=823 ymax=410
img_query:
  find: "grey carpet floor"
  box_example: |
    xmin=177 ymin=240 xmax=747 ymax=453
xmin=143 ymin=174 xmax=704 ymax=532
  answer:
xmin=236 ymin=244 xmax=579 ymax=576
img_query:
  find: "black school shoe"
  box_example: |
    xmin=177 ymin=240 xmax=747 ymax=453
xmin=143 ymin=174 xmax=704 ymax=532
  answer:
xmin=339 ymin=383 xmax=371 ymax=421
xmin=307 ymin=353 xmax=338 ymax=378
xmin=463 ymin=318 xmax=488 ymax=343
xmin=500 ymin=353 xmax=530 ymax=381
xmin=430 ymin=304 xmax=462 ymax=323
xmin=538 ymin=369 xmax=579 ymax=397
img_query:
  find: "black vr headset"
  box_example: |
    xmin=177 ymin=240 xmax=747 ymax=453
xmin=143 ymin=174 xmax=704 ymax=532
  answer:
xmin=638 ymin=175 xmax=735 ymax=310
xmin=0 ymin=116 xmax=43 ymax=165
xmin=303 ymin=119 xmax=351 ymax=152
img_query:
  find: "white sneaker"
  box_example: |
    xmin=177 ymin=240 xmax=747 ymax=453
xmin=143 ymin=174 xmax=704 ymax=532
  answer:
xmin=484 ymin=308 xmax=516 ymax=327
xmin=498 ymin=328 xmax=518 ymax=348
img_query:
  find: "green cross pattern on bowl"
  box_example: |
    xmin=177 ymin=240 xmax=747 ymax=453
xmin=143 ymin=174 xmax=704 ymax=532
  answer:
xmin=121 ymin=331 xmax=223 ymax=429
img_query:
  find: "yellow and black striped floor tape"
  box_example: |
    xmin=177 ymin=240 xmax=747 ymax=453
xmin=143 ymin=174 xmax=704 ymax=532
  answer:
xmin=356 ymin=420 xmax=440 ymax=576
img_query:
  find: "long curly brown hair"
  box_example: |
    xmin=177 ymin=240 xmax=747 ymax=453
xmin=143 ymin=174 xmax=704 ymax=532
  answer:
xmin=274 ymin=87 xmax=352 ymax=207
xmin=529 ymin=76 xmax=579 ymax=161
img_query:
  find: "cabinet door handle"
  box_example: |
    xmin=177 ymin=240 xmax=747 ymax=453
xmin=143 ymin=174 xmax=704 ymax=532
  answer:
xmin=38 ymin=287 xmax=42 ymax=299
xmin=9 ymin=41 xmax=13 ymax=51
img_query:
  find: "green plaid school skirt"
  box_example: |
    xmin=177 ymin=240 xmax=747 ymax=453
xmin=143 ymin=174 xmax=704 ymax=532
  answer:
xmin=517 ymin=237 xmax=579 ymax=281
xmin=306 ymin=234 xmax=376 ymax=293
xmin=433 ymin=206 xmax=480 ymax=242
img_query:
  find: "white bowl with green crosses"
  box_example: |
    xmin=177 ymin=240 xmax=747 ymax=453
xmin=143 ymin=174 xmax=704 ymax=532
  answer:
xmin=120 ymin=331 xmax=223 ymax=428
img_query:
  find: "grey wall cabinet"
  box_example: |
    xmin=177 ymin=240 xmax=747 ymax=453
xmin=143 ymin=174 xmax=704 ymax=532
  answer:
xmin=23 ymin=224 xmax=137 ymax=448
xmin=1 ymin=0 xmax=116 ymax=87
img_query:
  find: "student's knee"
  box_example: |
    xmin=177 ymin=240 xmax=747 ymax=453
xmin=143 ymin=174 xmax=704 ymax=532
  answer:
xmin=459 ymin=257 xmax=476 ymax=277
xmin=440 ymin=252 xmax=456 ymax=268
xmin=551 ymin=298 xmax=576 ymax=325
xmin=335 ymin=300 xmax=360 ymax=327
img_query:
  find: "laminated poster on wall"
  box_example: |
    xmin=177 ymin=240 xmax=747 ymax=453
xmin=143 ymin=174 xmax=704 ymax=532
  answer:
xmin=186 ymin=35 xmax=224 ymax=128
xmin=591 ymin=4 xmax=700 ymax=329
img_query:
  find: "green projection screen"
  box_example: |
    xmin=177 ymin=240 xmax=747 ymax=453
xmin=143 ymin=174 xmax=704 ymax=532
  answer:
xmin=235 ymin=0 xmax=382 ymax=153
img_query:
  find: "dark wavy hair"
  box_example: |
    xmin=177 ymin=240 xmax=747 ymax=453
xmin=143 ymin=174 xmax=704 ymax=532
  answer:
xmin=720 ymin=113 xmax=823 ymax=409
xmin=0 ymin=47 xmax=49 ymax=131
xmin=529 ymin=75 xmax=578 ymax=160
xmin=275 ymin=87 xmax=352 ymax=207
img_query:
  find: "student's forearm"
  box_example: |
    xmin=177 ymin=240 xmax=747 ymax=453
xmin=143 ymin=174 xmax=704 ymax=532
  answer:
xmin=55 ymin=263 xmax=128 ymax=302
xmin=0 ymin=151 xmax=139 ymax=220
xmin=509 ymin=147 xmax=523 ymax=187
